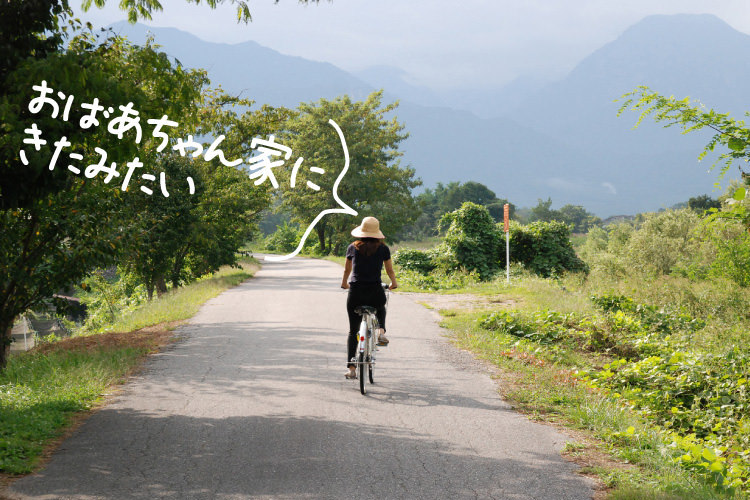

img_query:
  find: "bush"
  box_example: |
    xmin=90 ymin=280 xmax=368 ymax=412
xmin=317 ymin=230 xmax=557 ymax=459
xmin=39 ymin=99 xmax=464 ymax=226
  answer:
xmin=704 ymin=219 xmax=750 ymax=287
xmin=398 ymin=268 xmax=479 ymax=291
xmin=509 ymin=221 xmax=588 ymax=277
xmin=393 ymin=248 xmax=436 ymax=274
xmin=264 ymin=221 xmax=303 ymax=253
xmin=624 ymin=209 xmax=700 ymax=275
xmin=439 ymin=202 xmax=502 ymax=280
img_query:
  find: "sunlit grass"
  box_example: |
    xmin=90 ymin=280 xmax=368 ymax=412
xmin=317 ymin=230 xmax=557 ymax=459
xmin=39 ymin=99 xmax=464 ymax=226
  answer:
xmin=0 ymin=347 xmax=146 ymax=474
xmin=442 ymin=309 xmax=731 ymax=499
xmin=108 ymin=260 xmax=258 ymax=333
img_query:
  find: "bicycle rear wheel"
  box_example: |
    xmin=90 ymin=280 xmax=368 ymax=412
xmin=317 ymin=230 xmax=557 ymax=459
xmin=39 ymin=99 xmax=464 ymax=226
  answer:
xmin=358 ymin=352 xmax=367 ymax=395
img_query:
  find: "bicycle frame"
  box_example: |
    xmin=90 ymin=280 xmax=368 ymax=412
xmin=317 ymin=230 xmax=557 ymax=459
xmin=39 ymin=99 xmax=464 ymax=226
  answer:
xmin=352 ymin=284 xmax=390 ymax=394
xmin=357 ymin=312 xmax=377 ymax=355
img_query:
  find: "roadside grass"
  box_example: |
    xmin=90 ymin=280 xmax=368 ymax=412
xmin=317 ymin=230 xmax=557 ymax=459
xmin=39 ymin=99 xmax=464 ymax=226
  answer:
xmin=443 ymin=310 xmax=729 ymax=499
xmin=390 ymin=236 xmax=443 ymax=252
xmin=430 ymin=270 xmax=750 ymax=499
xmin=107 ymin=259 xmax=258 ymax=333
xmin=0 ymin=259 xmax=259 ymax=477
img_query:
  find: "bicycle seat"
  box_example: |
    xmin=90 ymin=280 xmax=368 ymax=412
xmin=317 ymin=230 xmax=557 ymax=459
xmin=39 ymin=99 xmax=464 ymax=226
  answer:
xmin=354 ymin=305 xmax=377 ymax=316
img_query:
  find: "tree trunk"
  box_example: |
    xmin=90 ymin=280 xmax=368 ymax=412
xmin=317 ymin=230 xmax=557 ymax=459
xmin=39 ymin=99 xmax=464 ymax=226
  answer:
xmin=147 ymin=283 xmax=154 ymax=301
xmin=155 ymin=276 xmax=167 ymax=297
xmin=317 ymin=225 xmax=326 ymax=253
xmin=1 ymin=322 xmax=13 ymax=372
xmin=171 ymin=249 xmax=187 ymax=289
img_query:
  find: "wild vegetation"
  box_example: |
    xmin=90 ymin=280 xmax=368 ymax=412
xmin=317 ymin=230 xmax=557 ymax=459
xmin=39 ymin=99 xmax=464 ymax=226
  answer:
xmin=384 ymin=88 xmax=750 ymax=497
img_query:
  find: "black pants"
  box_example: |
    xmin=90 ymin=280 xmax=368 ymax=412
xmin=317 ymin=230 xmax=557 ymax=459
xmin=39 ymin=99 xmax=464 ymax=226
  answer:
xmin=346 ymin=284 xmax=386 ymax=367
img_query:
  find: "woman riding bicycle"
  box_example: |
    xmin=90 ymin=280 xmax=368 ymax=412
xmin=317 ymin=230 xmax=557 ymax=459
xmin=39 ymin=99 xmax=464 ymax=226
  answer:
xmin=340 ymin=216 xmax=398 ymax=380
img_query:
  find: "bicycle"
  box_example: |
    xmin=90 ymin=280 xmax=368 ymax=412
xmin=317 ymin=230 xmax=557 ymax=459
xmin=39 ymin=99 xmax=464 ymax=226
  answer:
xmin=352 ymin=283 xmax=390 ymax=395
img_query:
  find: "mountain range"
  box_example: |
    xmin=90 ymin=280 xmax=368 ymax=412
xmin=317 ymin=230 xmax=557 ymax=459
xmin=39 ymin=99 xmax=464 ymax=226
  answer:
xmin=109 ymin=14 xmax=748 ymax=216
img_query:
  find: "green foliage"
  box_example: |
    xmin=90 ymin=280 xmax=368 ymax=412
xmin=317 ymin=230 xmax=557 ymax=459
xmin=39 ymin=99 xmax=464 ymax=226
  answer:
xmin=583 ymin=349 xmax=750 ymax=492
xmin=474 ymin=289 xmax=750 ymax=492
xmin=439 ymin=202 xmax=502 ymax=280
xmin=619 ymin=86 xmax=749 ymax=230
xmin=479 ymin=309 xmax=570 ymax=344
xmin=81 ymin=0 xmax=254 ymax=23
xmin=509 ymin=220 xmax=588 ymax=277
xmin=401 ymin=181 xmax=514 ymax=239
xmin=590 ymin=294 xmax=706 ymax=334
xmin=392 ymin=248 xmax=436 ymax=274
xmin=397 ymin=268 xmax=479 ymax=291
xmin=265 ymin=221 xmax=305 ymax=254
xmin=619 ymin=86 xmax=750 ymax=178
xmin=702 ymin=219 xmax=750 ymax=287
xmin=688 ymin=195 xmax=722 ymax=214
xmin=625 ymin=209 xmax=701 ymax=276
xmin=78 ymin=269 xmax=146 ymax=332
xmin=0 ymin=26 xmax=210 ymax=368
xmin=523 ymin=198 xmax=600 ymax=233
xmin=0 ymin=346 xmax=147 ymax=473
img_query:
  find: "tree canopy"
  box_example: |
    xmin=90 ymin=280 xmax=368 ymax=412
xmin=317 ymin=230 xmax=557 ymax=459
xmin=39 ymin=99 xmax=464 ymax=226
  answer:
xmin=278 ymin=91 xmax=421 ymax=254
xmin=81 ymin=0 xmax=321 ymax=24
xmin=400 ymin=181 xmax=513 ymax=239
xmin=524 ymin=198 xmax=600 ymax=233
xmin=0 ymin=0 xmax=297 ymax=368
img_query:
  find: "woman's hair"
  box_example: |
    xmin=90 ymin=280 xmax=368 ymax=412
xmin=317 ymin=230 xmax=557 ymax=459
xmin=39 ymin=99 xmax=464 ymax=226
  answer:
xmin=354 ymin=237 xmax=382 ymax=257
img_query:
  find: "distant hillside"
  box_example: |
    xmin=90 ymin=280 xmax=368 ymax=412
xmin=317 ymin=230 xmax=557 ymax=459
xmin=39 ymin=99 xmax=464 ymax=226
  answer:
xmin=109 ymin=16 xmax=745 ymax=216
xmin=506 ymin=14 xmax=749 ymax=213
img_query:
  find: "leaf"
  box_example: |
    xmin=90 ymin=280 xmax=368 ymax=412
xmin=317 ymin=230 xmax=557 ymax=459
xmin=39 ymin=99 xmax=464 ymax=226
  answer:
xmin=733 ymin=187 xmax=746 ymax=201
xmin=702 ymin=448 xmax=717 ymax=462
xmin=728 ymin=137 xmax=746 ymax=151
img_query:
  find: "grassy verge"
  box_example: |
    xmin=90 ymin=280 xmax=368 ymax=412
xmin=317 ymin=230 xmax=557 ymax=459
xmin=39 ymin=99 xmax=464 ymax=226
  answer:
xmin=108 ymin=259 xmax=258 ymax=333
xmin=444 ymin=311 xmax=718 ymax=499
xmin=429 ymin=273 xmax=750 ymax=499
xmin=0 ymin=260 xmax=258 ymax=477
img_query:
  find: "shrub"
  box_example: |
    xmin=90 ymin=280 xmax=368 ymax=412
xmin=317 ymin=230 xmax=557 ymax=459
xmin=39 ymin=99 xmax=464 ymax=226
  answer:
xmin=438 ymin=202 xmax=502 ymax=280
xmin=624 ymin=209 xmax=700 ymax=275
xmin=704 ymin=219 xmax=750 ymax=287
xmin=265 ymin=221 xmax=303 ymax=253
xmin=393 ymin=248 xmax=436 ymax=274
xmin=398 ymin=268 xmax=479 ymax=291
xmin=509 ymin=221 xmax=588 ymax=277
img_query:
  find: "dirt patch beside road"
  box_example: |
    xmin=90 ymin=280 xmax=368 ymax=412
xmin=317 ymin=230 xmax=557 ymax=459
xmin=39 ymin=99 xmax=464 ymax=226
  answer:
xmin=399 ymin=292 xmax=517 ymax=311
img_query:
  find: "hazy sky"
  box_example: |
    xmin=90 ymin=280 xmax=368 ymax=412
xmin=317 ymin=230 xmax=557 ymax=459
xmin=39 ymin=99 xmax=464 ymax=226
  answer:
xmin=73 ymin=0 xmax=750 ymax=90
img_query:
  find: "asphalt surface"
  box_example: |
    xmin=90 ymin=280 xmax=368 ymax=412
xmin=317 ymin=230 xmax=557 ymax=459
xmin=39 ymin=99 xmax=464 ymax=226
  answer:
xmin=6 ymin=257 xmax=594 ymax=499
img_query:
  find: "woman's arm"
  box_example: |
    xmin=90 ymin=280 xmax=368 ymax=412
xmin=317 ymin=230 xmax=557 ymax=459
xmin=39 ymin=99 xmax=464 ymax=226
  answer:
xmin=341 ymin=258 xmax=352 ymax=289
xmin=384 ymin=259 xmax=398 ymax=289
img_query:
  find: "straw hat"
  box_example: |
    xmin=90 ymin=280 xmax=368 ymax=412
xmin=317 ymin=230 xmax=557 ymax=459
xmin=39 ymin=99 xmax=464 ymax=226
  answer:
xmin=351 ymin=216 xmax=385 ymax=239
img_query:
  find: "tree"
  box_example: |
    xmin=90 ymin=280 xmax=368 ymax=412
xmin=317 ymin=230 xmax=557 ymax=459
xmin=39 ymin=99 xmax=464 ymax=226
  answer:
xmin=120 ymin=154 xmax=201 ymax=299
xmin=278 ymin=91 xmax=421 ymax=254
xmin=0 ymin=28 xmax=207 ymax=368
xmin=557 ymin=204 xmax=601 ymax=233
xmin=81 ymin=0 xmax=323 ymax=24
xmin=400 ymin=181 xmax=513 ymax=239
xmin=687 ymin=195 xmax=721 ymax=214
xmin=528 ymin=197 xmax=557 ymax=223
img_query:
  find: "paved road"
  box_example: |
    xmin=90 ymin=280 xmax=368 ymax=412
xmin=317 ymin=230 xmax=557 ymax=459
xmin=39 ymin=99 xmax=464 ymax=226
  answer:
xmin=6 ymin=257 xmax=593 ymax=499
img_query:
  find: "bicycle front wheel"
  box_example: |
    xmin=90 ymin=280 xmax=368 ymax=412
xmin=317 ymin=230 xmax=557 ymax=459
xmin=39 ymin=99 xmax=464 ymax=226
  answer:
xmin=358 ymin=352 xmax=367 ymax=395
